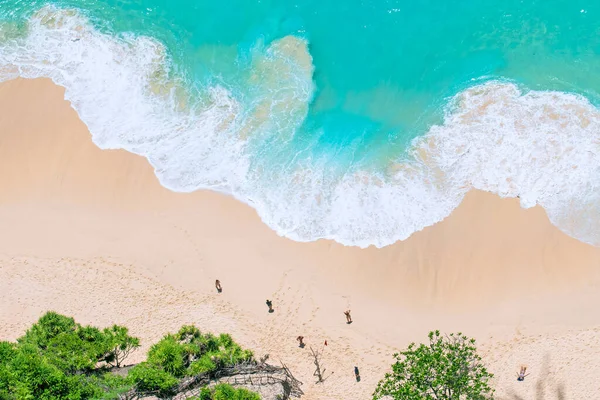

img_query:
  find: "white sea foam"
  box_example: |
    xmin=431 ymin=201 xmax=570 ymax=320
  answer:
xmin=420 ymin=83 xmax=600 ymax=247
xmin=1 ymin=7 xmax=599 ymax=248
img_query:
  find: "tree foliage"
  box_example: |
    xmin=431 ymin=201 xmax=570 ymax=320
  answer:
xmin=128 ymin=325 xmax=255 ymax=395
xmin=0 ymin=312 xmax=138 ymax=399
xmin=1 ymin=313 xmax=259 ymax=399
xmin=374 ymin=331 xmax=494 ymax=400
xmin=18 ymin=312 xmax=77 ymax=349
xmin=101 ymin=325 xmax=140 ymax=368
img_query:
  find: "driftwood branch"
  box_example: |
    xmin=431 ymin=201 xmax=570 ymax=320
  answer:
xmin=309 ymin=346 xmax=332 ymax=384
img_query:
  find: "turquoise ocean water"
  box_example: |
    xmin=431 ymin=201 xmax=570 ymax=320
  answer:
xmin=0 ymin=0 xmax=599 ymax=247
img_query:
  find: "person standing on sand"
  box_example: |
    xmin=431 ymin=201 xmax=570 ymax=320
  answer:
xmin=296 ymin=336 xmax=305 ymax=348
xmin=266 ymin=299 xmax=274 ymax=313
xmin=215 ymin=279 xmax=222 ymax=293
xmin=344 ymin=310 xmax=352 ymax=324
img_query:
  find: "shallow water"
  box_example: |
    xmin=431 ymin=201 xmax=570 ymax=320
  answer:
xmin=0 ymin=1 xmax=599 ymax=247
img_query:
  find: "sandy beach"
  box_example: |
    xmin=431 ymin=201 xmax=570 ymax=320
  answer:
xmin=1 ymin=77 xmax=600 ymax=399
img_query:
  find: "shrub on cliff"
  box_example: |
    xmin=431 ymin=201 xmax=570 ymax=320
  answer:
xmin=373 ymin=331 xmax=494 ymax=400
xmin=1 ymin=314 xmax=259 ymax=399
xmin=128 ymin=325 xmax=256 ymax=395
xmin=193 ymin=384 xmax=261 ymax=400
xmin=16 ymin=311 xmax=139 ymax=373
xmin=0 ymin=312 xmax=137 ymax=399
xmin=0 ymin=341 xmax=106 ymax=399
xmin=127 ymin=362 xmax=179 ymax=397
xmin=101 ymin=325 xmax=140 ymax=368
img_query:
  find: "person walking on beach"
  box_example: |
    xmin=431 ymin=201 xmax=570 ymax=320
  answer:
xmin=296 ymin=336 xmax=305 ymax=348
xmin=266 ymin=299 xmax=274 ymax=313
xmin=344 ymin=310 xmax=352 ymax=324
xmin=215 ymin=279 xmax=222 ymax=293
xmin=517 ymin=366 xmax=529 ymax=381
xmin=354 ymin=366 xmax=361 ymax=382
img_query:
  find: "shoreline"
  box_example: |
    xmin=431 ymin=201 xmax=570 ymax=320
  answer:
xmin=1 ymin=77 xmax=600 ymax=399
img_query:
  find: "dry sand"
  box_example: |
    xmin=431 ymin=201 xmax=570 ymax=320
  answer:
xmin=1 ymin=77 xmax=600 ymax=399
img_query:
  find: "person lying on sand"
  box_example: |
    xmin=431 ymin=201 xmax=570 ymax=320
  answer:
xmin=296 ymin=336 xmax=305 ymax=347
xmin=266 ymin=299 xmax=274 ymax=313
xmin=215 ymin=279 xmax=222 ymax=293
xmin=517 ymin=366 xmax=529 ymax=381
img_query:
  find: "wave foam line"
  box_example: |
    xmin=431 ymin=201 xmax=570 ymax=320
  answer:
xmin=1 ymin=6 xmax=599 ymax=248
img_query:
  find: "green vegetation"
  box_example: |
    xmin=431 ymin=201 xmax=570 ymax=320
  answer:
xmin=128 ymin=325 xmax=254 ymax=396
xmin=192 ymin=384 xmax=260 ymax=400
xmin=0 ymin=312 xmax=135 ymax=399
xmin=373 ymin=331 xmax=494 ymax=400
xmin=0 ymin=312 xmax=258 ymax=399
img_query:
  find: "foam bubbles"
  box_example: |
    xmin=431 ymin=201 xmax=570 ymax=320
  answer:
xmin=1 ymin=6 xmax=599 ymax=248
xmin=419 ymin=82 xmax=600 ymax=246
xmin=0 ymin=5 xmax=248 ymax=194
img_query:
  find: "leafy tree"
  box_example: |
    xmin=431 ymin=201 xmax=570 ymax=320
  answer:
xmin=44 ymin=329 xmax=105 ymax=373
xmin=101 ymin=325 xmax=140 ymax=368
xmin=374 ymin=331 xmax=494 ymax=400
xmin=17 ymin=313 xmax=137 ymax=375
xmin=18 ymin=312 xmax=77 ymax=349
xmin=2 ymin=316 xmax=259 ymax=400
xmin=3 ymin=343 xmax=102 ymax=400
xmin=0 ymin=313 xmax=138 ymax=399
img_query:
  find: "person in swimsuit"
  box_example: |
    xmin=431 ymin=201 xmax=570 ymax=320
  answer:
xmin=296 ymin=336 xmax=305 ymax=348
xmin=344 ymin=310 xmax=353 ymax=324
xmin=266 ymin=299 xmax=274 ymax=313
xmin=215 ymin=279 xmax=222 ymax=293
xmin=517 ymin=366 xmax=529 ymax=381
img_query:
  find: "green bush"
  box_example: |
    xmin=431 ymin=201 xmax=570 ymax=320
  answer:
xmin=187 ymin=355 xmax=217 ymax=375
xmin=0 ymin=313 xmax=138 ymax=399
xmin=2 ymin=343 xmax=103 ymax=400
xmin=199 ymin=333 xmax=220 ymax=353
xmin=176 ymin=325 xmax=202 ymax=343
xmin=147 ymin=335 xmax=187 ymax=378
xmin=86 ymin=373 xmax=132 ymax=400
xmin=18 ymin=312 xmax=77 ymax=349
xmin=128 ymin=362 xmax=178 ymax=396
xmin=374 ymin=331 xmax=494 ymax=400
xmin=0 ymin=342 xmax=15 ymax=363
xmin=190 ymin=384 xmax=261 ymax=400
xmin=213 ymin=384 xmax=260 ymax=400
xmin=2 ymin=316 xmax=260 ymax=399
xmin=198 ymin=386 xmax=212 ymax=400
xmin=44 ymin=330 xmax=103 ymax=374
xmin=218 ymin=333 xmax=234 ymax=348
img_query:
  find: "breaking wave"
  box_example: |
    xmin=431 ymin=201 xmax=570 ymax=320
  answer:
xmin=1 ymin=6 xmax=598 ymax=248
